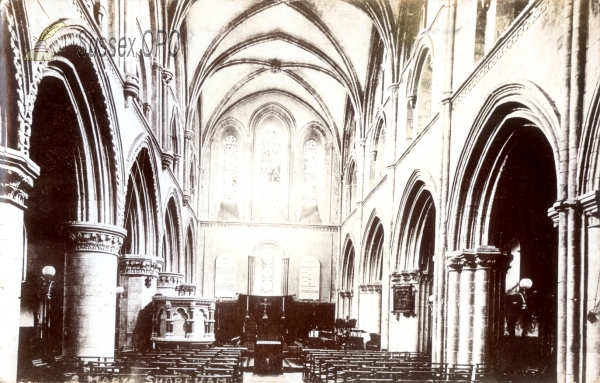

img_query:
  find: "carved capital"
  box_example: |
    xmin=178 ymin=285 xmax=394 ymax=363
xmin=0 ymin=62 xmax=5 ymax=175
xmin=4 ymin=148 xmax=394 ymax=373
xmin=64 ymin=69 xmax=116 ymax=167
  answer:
xmin=446 ymin=251 xmax=465 ymax=271
xmin=119 ymin=254 xmax=163 ymax=278
xmin=407 ymin=95 xmax=417 ymax=109
xmin=183 ymin=192 xmax=192 ymax=207
xmin=173 ymin=154 xmax=181 ymax=167
xmin=161 ymin=152 xmax=174 ymax=170
xmin=123 ymin=76 xmax=140 ymax=107
xmin=0 ymin=149 xmax=40 ymax=209
xmin=176 ymin=283 xmax=197 ymax=296
xmin=339 ymin=290 xmax=353 ymax=298
xmin=448 ymin=247 xmax=511 ymax=272
xmin=157 ymin=272 xmax=184 ymax=289
xmin=392 ymin=269 xmax=421 ymax=284
xmin=387 ymin=83 xmax=400 ymax=99
xmin=62 ymin=222 xmax=127 ymax=255
xmin=359 ymin=282 xmax=382 ymax=293
xmin=579 ymin=190 xmax=600 ymax=223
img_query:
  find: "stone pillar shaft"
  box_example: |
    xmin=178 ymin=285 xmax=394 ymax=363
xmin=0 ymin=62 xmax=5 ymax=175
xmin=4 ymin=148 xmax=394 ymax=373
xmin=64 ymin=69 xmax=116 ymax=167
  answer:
xmin=0 ymin=204 xmax=25 ymax=381
xmin=472 ymin=266 xmax=490 ymax=364
xmin=282 ymin=257 xmax=289 ymax=295
xmin=457 ymin=266 xmax=475 ymax=364
xmin=62 ymin=222 xmax=126 ymax=357
xmin=0 ymin=149 xmax=39 ymax=382
xmin=248 ymin=256 xmax=255 ymax=294
xmin=446 ymin=248 xmax=510 ymax=366
xmin=445 ymin=262 xmax=461 ymax=365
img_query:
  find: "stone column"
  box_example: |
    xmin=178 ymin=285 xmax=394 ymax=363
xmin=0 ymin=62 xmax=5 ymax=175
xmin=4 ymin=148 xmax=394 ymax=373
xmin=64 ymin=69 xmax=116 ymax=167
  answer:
xmin=469 ymin=248 xmax=510 ymax=365
xmin=0 ymin=150 xmax=39 ymax=382
xmin=62 ymin=222 xmax=127 ymax=357
xmin=445 ymin=254 xmax=463 ymax=365
xmin=206 ymin=302 xmax=215 ymax=338
xmin=457 ymin=259 xmax=475 ymax=364
xmin=165 ymin=301 xmax=174 ymax=338
xmin=186 ymin=302 xmax=196 ymax=339
xmin=118 ymin=255 xmax=163 ymax=350
xmin=248 ymin=256 xmax=255 ymax=294
xmin=282 ymin=257 xmax=289 ymax=295
xmin=447 ymin=247 xmax=511 ymax=366
xmin=581 ymin=190 xmax=600 ymax=382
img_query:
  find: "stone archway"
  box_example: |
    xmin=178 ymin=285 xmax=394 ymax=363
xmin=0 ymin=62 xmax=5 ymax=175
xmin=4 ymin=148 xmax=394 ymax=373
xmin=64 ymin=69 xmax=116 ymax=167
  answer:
xmin=448 ymin=104 xmax=558 ymax=378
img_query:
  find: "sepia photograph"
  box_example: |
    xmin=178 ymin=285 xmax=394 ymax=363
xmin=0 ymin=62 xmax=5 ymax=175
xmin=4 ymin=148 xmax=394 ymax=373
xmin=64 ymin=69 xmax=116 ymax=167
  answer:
xmin=0 ymin=0 xmax=599 ymax=382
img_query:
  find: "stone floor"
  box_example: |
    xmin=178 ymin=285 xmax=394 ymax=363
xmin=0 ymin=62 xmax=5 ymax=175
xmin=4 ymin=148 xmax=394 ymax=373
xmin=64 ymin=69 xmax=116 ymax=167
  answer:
xmin=242 ymin=372 xmax=304 ymax=383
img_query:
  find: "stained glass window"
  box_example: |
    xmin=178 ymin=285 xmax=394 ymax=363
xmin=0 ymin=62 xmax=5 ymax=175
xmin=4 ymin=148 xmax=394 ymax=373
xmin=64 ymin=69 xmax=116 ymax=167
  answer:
xmin=303 ymin=140 xmax=318 ymax=204
xmin=260 ymin=129 xmax=282 ymax=202
xmin=222 ymin=135 xmax=237 ymax=201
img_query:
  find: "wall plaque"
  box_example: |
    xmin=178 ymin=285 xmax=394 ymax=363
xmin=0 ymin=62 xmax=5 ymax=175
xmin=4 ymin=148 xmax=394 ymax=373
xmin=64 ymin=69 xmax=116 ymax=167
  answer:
xmin=299 ymin=256 xmax=320 ymax=300
xmin=393 ymin=285 xmax=414 ymax=313
xmin=215 ymin=253 xmax=237 ymax=298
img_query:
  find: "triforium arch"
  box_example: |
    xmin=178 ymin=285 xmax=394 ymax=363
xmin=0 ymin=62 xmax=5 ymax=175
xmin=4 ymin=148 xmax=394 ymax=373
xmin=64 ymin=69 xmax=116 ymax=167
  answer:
xmin=446 ymin=82 xmax=560 ymax=372
xmin=339 ymin=234 xmax=356 ymax=320
xmin=344 ymin=157 xmax=358 ymax=217
xmin=24 ymin=29 xmax=127 ymax=359
xmin=408 ymin=42 xmax=434 ymax=138
xmin=359 ymin=212 xmax=384 ymax=336
xmin=369 ymin=115 xmax=386 ymax=188
xmin=389 ymin=171 xmax=436 ymax=354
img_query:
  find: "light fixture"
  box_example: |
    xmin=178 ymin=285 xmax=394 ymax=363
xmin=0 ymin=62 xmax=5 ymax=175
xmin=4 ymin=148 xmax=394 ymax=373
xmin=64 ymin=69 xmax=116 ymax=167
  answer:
xmin=519 ymin=278 xmax=533 ymax=310
xmin=38 ymin=266 xmax=55 ymax=340
xmin=428 ymin=295 xmax=434 ymax=309
xmin=116 ymin=286 xmax=124 ymax=295
xmin=42 ymin=265 xmax=56 ymax=278
xmin=519 ymin=278 xmax=533 ymax=291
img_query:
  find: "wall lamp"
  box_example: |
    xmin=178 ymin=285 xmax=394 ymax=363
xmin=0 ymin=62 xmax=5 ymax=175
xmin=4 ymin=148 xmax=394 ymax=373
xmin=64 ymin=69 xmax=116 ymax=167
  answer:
xmin=519 ymin=278 xmax=533 ymax=309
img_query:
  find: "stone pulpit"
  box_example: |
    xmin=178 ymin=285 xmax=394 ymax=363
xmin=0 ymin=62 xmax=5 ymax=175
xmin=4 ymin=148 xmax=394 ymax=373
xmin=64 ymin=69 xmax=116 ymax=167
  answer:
xmin=151 ymin=272 xmax=216 ymax=349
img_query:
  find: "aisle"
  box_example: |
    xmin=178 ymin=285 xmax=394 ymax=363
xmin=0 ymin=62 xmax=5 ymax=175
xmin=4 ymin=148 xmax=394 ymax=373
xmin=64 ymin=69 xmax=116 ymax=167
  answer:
xmin=242 ymin=372 xmax=303 ymax=383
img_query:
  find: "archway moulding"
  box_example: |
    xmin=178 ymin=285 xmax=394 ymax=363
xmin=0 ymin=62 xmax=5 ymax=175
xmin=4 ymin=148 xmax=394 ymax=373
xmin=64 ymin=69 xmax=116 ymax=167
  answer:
xmin=447 ymin=81 xmax=561 ymax=250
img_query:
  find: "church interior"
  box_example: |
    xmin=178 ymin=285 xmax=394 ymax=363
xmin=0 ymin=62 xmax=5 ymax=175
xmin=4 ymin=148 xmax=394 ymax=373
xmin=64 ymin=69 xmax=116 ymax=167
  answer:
xmin=1 ymin=0 xmax=600 ymax=382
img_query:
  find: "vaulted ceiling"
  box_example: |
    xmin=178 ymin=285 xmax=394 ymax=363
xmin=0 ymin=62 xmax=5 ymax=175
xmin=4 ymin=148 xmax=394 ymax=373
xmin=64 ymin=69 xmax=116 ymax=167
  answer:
xmin=177 ymin=0 xmax=395 ymax=150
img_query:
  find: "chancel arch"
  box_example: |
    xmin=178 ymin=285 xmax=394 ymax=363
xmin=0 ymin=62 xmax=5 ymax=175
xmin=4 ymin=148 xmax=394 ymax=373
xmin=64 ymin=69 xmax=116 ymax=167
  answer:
xmin=389 ymin=176 xmax=436 ymax=353
xmin=447 ymin=86 xmax=559 ymax=371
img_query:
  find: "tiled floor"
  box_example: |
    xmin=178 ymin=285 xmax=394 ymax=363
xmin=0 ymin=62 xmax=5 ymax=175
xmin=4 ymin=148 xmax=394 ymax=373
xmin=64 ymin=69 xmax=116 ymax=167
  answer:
xmin=242 ymin=372 xmax=304 ymax=383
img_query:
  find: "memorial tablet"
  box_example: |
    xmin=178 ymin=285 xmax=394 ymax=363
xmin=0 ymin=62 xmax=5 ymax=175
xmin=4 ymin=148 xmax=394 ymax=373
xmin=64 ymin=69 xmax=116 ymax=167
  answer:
xmin=299 ymin=256 xmax=320 ymax=300
xmin=215 ymin=253 xmax=236 ymax=298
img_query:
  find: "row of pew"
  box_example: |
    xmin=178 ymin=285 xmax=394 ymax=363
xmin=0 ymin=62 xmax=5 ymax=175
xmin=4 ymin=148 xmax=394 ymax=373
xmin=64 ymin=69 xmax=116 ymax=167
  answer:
xmin=301 ymin=349 xmax=495 ymax=383
xmin=29 ymin=346 xmax=245 ymax=382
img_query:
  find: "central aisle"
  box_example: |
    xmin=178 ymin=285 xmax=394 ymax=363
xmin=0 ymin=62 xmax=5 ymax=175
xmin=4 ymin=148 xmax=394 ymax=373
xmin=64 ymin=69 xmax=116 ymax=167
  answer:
xmin=242 ymin=372 xmax=303 ymax=383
